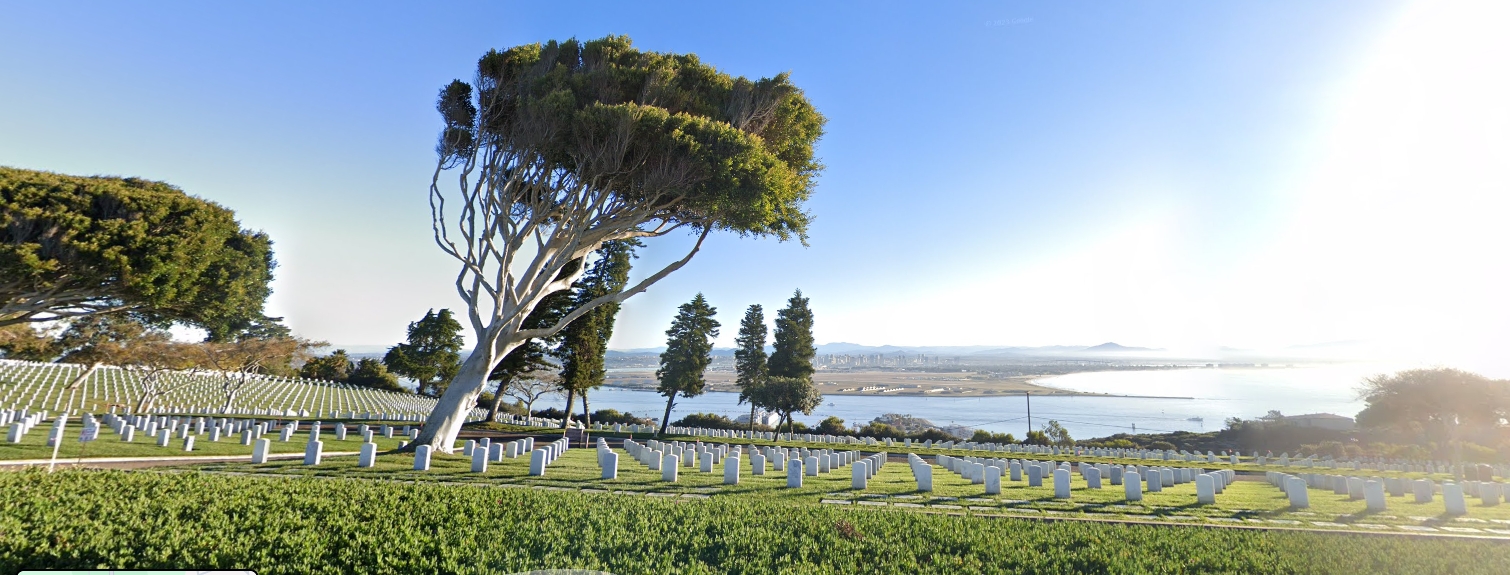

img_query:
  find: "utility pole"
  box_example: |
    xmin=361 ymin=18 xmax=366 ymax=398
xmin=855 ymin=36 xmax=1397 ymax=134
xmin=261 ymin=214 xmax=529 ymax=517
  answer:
xmin=1025 ymin=391 xmax=1032 ymax=435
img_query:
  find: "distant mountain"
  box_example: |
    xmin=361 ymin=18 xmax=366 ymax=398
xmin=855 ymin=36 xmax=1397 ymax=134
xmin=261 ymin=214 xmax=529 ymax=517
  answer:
xmin=1082 ymin=342 xmax=1162 ymax=353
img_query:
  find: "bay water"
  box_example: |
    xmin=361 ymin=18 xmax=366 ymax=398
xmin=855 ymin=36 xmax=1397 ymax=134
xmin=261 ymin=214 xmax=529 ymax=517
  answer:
xmin=540 ymin=363 xmax=1397 ymax=440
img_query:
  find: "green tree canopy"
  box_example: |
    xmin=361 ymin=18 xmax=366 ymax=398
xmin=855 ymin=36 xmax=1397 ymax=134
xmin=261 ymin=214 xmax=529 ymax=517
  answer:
xmin=768 ymin=290 xmax=815 ymax=381
xmin=300 ymin=349 xmax=352 ymax=382
xmin=1 ymin=167 xmax=275 ymax=339
xmin=734 ymin=304 xmax=770 ymax=431
xmin=655 ymin=294 xmax=719 ymax=435
xmin=414 ymin=34 xmax=825 ymax=452
xmin=348 ymin=357 xmax=405 ymax=393
xmin=384 ymin=309 xmax=464 ymax=396
xmin=816 ymin=416 xmax=848 ymax=435
xmin=556 ymin=240 xmax=638 ymax=427
xmin=764 ymin=375 xmax=822 ymax=434
xmin=1042 ymin=420 xmax=1074 ymax=446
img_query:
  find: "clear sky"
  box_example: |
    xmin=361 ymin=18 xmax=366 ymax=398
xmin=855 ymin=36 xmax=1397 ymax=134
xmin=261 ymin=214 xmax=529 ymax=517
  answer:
xmin=3 ymin=1 xmax=1507 ymax=375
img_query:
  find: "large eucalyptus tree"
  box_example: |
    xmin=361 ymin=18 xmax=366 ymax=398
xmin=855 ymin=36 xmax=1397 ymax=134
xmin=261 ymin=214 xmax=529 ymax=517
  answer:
xmin=413 ymin=36 xmax=824 ymax=451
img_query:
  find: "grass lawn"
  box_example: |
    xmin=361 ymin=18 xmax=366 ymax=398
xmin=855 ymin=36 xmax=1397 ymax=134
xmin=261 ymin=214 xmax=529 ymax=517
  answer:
xmin=4 ymin=468 xmax=1510 ymax=574
xmin=195 ymin=444 xmax=1510 ymax=532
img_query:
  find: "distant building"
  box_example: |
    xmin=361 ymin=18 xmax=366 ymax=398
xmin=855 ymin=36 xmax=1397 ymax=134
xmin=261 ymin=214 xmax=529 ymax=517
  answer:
xmin=1283 ymin=413 xmax=1355 ymax=431
xmin=735 ymin=410 xmax=782 ymax=428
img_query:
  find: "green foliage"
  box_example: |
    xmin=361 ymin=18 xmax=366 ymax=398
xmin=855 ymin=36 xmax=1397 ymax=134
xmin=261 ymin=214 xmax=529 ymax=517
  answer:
xmin=13 ymin=470 xmax=1510 ymax=574
xmin=347 ymin=358 xmax=405 ymax=393
xmin=437 ymin=36 xmax=825 ymax=242
xmin=1146 ymin=440 xmax=1177 ymax=451
xmin=763 ymin=375 xmax=823 ymax=434
xmin=768 ymin=290 xmax=815 ymax=381
xmin=1022 ymin=430 xmax=1050 ymax=446
xmin=1356 ymin=368 xmax=1510 ymax=445
xmin=299 ymin=349 xmax=352 ymax=382
xmin=383 ymin=309 xmax=464 ymax=396
xmin=1042 ymin=420 xmax=1074 ymax=446
xmin=589 ymin=409 xmax=652 ymax=426
xmin=0 ymin=167 xmax=274 ymax=337
xmin=904 ymin=428 xmax=953 ymax=443
xmin=816 ymin=416 xmax=848 ymax=435
xmin=971 ymin=429 xmax=1017 ymax=444
xmin=734 ymin=304 xmax=769 ymax=427
xmin=556 ymin=240 xmax=637 ymax=425
xmin=671 ymin=412 xmax=742 ymax=430
xmin=655 ymin=294 xmax=720 ymax=434
xmin=0 ymin=324 xmax=59 ymax=361
xmin=855 ymin=422 xmax=904 ymax=439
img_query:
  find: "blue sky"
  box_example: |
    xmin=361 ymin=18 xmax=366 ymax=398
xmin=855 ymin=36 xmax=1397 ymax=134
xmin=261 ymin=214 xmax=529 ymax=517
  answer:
xmin=4 ymin=1 xmax=1507 ymax=374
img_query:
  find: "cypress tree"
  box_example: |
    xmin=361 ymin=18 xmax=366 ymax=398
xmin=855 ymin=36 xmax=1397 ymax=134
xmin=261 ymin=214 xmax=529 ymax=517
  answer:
xmin=655 ymin=294 xmax=720 ymax=436
xmin=768 ymin=290 xmax=815 ymax=380
xmin=734 ymin=304 xmax=769 ymax=432
xmin=556 ymin=240 xmax=638 ymax=428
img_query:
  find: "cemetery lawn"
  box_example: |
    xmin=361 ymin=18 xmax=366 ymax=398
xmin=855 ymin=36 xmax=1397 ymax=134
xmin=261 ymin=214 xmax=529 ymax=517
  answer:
xmin=193 ymin=446 xmax=1510 ymax=531
xmin=0 ymin=424 xmax=409 ymax=461
xmin=4 ymin=469 xmax=1510 ymax=575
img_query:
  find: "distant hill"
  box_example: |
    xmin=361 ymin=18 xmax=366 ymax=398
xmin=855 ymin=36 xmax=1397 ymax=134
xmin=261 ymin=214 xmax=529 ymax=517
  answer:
xmin=1082 ymin=342 xmax=1162 ymax=353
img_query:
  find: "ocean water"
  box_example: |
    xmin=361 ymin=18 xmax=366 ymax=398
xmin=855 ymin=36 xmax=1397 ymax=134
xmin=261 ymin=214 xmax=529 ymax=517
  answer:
xmin=540 ymin=363 xmax=1395 ymax=440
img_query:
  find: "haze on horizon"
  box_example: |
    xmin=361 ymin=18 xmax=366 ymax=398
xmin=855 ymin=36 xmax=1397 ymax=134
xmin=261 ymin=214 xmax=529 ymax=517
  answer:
xmin=2 ymin=1 xmax=1506 ymax=376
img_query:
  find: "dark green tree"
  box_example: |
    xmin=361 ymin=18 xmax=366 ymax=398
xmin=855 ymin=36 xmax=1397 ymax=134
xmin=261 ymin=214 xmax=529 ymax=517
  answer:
xmin=556 ymin=240 xmax=638 ymax=429
xmin=734 ymin=304 xmax=770 ymax=432
xmin=348 ymin=358 xmax=405 ymax=393
xmin=817 ymin=416 xmax=848 ymax=435
xmin=384 ymin=309 xmax=464 ymax=396
xmin=655 ymin=294 xmax=720 ymax=436
xmin=1042 ymin=420 xmax=1074 ymax=446
xmin=1356 ymin=368 xmax=1510 ymax=477
xmin=300 ymin=349 xmax=352 ymax=382
xmin=764 ymin=375 xmax=822 ymax=434
xmin=1 ymin=167 xmax=275 ymax=339
xmin=414 ymin=35 xmax=825 ymax=452
xmin=765 ymin=290 xmax=817 ymax=433
xmin=768 ymin=290 xmax=815 ymax=381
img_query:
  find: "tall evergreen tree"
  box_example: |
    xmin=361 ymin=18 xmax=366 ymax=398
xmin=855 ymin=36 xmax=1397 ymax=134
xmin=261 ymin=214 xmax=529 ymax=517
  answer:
xmin=734 ymin=304 xmax=770 ymax=432
xmin=767 ymin=290 xmax=818 ymax=434
xmin=768 ymin=290 xmax=815 ymax=380
xmin=556 ymin=240 xmax=638 ymax=428
xmin=655 ymin=294 xmax=720 ymax=436
xmin=383 ymin=309 xmax=464 ymax=396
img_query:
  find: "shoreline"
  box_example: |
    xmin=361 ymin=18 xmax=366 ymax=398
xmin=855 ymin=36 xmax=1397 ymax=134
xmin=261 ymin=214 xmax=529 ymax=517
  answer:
xmin=596 ymin=384 xmax=1194 ymax=401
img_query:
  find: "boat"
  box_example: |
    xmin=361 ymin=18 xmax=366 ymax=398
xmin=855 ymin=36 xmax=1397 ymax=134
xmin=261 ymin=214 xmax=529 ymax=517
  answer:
xmin=1186 ymin=417 xmax=1204 ymax=422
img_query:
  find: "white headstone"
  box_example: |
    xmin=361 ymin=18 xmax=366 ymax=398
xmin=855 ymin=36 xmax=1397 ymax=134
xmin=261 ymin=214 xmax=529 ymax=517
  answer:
xmin=1053 ymin=468 xmax=1072 ymax=499
xmin=1124 ymin=471 xmax=1143 ymax=501
xmin=601 ymin=450 xmax=618 ymax=479
xmin=358 ymin=442 xmax=378 ymax=467
xmin=1285 ymin=477 xmax=1309 ymax=508
xmin=530 ymin=448 xmax=549 ymax=476
xmin=252 ymin=438 xmax=272 ymax=464
xmin=1443 ymin=483 xmax=1467 ymax=515
xmin=414 ymin=445 xmax=432 ymax=471
xmin=788 ymin=459 xmax=804 ymax=488
xmin=471 ymin=446 xmax=489 ymax=473
xmin=724 ymin=456 xmax=740 ymax=485
xmin=1084 ymin=466 xmax=1102 ymax=489
xmin=304 ymin=440 xmax=323 ymax=465
xmin=661 ymin=453 xmax=678 ymax=482
xmin=751 ymin=452 xmax=766 ymax=475
xmin=1028 ymin=464 xmax=1043 ymax=487
xmin=853 ymin=460 xmax=870 ymax=490
xmin=1195 ymin=474 xmax=1216 ymax=504
xmin=1364 ymin=480 xmax=1386 ymax=511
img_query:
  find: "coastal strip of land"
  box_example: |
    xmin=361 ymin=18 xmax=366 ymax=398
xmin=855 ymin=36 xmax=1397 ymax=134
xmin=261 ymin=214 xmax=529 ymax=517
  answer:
xmin=602 ymin=369 xmax=1194 ymax=399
